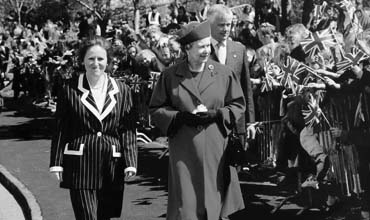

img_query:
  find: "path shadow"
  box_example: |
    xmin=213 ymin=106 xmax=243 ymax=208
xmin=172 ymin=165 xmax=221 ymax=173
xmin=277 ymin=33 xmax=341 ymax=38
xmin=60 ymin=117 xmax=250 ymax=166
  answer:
xmin=127 ymin=142 xmax=169 ymax=189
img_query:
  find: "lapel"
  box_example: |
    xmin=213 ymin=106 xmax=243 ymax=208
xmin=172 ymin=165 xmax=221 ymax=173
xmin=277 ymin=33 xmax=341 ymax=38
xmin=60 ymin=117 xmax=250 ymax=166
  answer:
xmin=225 ymin=40 xmax=238 ymax=67
xmin=198 ymin=60 xmax=218 ymax=94
xmin=174 ymin=61 xmax=203 ymax=103
xmin=100 ymin=77 xmax=119 ymax=120
xmin=210 ymin=44 xmax=219 ymax=62
xmin=78 ymin=74 xmax=119 ymax=122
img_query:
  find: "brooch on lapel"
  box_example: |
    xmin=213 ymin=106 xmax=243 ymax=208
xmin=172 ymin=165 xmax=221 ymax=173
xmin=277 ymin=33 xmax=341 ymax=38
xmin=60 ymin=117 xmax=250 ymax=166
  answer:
xmin=208 ymin=64 xmax=215 ymax=76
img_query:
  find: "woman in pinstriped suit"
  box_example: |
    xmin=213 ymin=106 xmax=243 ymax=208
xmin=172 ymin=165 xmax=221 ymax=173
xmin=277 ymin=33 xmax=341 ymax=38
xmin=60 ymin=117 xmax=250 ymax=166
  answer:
xmin=49 ymin=36 xmax=137 ymax=220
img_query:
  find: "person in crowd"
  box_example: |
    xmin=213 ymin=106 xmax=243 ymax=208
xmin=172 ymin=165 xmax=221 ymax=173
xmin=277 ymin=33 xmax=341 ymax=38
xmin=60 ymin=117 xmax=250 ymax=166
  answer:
xmin=280 ymin=0 xmax=293 ymax=33
xmin=77 ymin=12 xmax=89 ymax=40
xmin=121 ymin=44 xmax=138 ymax=75
xmin=168 ymin=36 xmax=184 ymax=64
xmin=302 ymin=0 xmax=315 ymax=27
xmin=197 ymin=0 xmax=211 ymax=22
xmin=326 ymin=59 xmax=370 ymax=220
xmin=135 ymin=49 xmax=162 ymax=79
xmin=257 ymin=22 xmax=277 ymax=46
xmin=146 ymin=5 xmax=161 ymax=27
xmin=207 ymin=4 xmax=256 ymax=148
xmin=355 ymin=8 xmax=370 ymax=31
xmin=168 ymin=2 xmax=179 ymax=24
xmin=85 ymin=13 xmax=98 ymax=38
xmin=96 ymin=7 xmax=112 ymax=37
xmin=229 ymin=13 xmax=239 ymax=41
xmin=285 ymin=23 xmax=310 ymax=62
xmin=164 ymin=22 xmax=181 ymax=35
xmin=149 ymin=20 xmax=246 ymax=220
xmin=280 ymin=93 xmax=340 ymax=213
xmin=144 ymin=27 xmax=172 ymax=68
xmin=255 ymin=0 xmax=281 ymax=32
xmin=238 ymin=5 xmax=263 ymax=50
xmin=49 ymin=36 xmax=137 ymax=220
xmin=177 ymin=6 xmax=190 ymax=25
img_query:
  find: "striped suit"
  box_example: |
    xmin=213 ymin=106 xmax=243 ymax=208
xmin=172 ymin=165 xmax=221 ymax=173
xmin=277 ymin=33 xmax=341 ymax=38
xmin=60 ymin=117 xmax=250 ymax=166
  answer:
xmin=49 ymin=74 xmax=137 ymax=219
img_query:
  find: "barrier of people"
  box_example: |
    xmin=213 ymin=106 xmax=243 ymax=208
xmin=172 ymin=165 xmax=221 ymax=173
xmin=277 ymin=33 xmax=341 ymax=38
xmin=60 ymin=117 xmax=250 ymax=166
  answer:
xmin=254 ymin=90 xmax=368 ymax=197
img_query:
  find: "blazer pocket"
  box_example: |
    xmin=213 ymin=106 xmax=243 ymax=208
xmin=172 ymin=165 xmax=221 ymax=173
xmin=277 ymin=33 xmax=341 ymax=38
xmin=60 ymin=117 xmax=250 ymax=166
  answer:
xmin=64 ymin=143 xmax=84 ymax=156
xmin=112 ymin=145 xmax=122 ymax=158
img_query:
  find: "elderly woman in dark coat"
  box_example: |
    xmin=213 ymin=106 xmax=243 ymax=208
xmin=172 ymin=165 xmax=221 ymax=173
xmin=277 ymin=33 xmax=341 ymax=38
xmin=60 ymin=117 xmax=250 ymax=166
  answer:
xmin=149 ymin=21 xmax=246 ymax=220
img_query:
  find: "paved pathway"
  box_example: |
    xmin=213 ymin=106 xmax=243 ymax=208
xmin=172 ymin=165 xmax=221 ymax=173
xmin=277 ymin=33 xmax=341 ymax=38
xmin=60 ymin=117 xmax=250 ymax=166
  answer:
xmin=0 ymin=183 xmax=24 ymax=220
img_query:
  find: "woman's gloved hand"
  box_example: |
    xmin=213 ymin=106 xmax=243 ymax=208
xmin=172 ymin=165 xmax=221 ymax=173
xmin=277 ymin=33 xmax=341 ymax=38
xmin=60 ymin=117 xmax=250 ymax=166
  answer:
xmin=175 ymin=111 xmax=202 ymax=127
xmin=195 ymin=109 xmax=221 ymax=125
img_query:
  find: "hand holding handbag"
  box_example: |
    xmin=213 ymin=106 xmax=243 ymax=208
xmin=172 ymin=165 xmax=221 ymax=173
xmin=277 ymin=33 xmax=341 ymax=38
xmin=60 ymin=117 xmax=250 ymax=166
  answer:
xmin=225 ymin=132 xmax=246 ymax=167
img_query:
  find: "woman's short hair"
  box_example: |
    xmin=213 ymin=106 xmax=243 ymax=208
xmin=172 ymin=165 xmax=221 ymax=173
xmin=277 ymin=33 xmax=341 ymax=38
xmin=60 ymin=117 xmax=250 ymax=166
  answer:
xmin=207 ymin=4 xmax=233 ymax=24
xmin=78 ymin=35 xmax=112 ymax=66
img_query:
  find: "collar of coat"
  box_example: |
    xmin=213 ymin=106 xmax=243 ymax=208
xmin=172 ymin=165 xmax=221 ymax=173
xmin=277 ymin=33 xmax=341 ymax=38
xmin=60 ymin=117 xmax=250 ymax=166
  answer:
xmin=210 ymin=39 xmax=240 ymax=65
xmin=174 ymin=59 xmax=220 ymax=102
xmin=77 ymin=74 xmax=119 ymax=121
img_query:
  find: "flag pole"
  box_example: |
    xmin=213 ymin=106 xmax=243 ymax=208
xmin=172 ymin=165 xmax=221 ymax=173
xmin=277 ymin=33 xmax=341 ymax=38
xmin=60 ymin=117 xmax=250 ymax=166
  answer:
xmin=321 ymin=112 xmax=332 ymax=128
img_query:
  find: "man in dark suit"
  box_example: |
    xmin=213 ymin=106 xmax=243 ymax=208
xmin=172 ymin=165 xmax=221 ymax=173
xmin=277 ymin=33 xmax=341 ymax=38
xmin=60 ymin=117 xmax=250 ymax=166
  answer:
xmin=207 ymin=4 xmax=256 ymax=147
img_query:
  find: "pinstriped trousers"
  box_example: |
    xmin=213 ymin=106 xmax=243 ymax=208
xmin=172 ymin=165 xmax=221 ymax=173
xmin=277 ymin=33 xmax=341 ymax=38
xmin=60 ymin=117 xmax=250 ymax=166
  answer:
xmin=70 ymin=188 xmax=124 ymax=220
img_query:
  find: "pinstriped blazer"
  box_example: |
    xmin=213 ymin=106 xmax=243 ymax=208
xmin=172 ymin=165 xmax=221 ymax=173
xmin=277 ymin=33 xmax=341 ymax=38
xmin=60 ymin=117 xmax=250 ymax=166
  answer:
xmin=49 ymin=74 xmax=137 ymax=190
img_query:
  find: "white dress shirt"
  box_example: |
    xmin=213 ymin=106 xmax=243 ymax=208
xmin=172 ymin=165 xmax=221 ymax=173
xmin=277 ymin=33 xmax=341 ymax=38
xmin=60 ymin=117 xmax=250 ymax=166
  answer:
xmin=212 ymin=38 xmax=227 ymax=65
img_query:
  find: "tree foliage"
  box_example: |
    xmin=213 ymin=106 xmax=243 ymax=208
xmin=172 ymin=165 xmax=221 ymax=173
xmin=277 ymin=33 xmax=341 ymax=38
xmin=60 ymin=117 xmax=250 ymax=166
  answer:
xmin=0 ymin=0 xmax=42 ymax=24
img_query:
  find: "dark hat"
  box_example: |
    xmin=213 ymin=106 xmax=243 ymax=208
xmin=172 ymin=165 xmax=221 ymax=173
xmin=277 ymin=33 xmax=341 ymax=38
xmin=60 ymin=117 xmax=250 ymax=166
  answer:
xmin=177 ymin=21 xmax=211 ymax=45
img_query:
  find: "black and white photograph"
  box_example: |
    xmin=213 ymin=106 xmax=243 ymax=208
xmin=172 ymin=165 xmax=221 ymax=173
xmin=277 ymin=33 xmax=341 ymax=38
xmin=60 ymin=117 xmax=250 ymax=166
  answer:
xmin=0 ymin=0 xmax=370 ymax=219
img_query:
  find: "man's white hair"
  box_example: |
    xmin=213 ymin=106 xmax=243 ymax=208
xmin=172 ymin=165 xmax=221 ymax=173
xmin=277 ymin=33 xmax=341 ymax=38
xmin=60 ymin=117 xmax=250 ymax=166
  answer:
xmin=206 ymin=4 xmax=233 ymax=24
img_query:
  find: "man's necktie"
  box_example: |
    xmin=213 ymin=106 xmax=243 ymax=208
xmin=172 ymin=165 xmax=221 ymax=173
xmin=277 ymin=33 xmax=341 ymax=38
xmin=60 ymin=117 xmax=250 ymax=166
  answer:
xmin=216 ymin=42 xmax=226 ymax=65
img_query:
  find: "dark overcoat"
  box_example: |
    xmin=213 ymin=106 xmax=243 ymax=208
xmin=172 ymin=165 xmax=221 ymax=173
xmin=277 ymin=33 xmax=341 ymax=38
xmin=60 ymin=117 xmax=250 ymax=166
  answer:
xmin=49 ymin=74 xmax=137 ymax=190
xmin=149 ymin=59 xmax=246 ymax=220
xmin=210 ymin=39 xmax=255 ymax=133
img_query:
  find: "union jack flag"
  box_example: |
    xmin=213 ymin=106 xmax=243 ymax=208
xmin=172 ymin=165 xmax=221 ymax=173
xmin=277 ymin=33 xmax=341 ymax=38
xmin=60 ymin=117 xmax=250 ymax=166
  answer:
xmin=300 ymin=62 xmax=325 ymax=84
xmin=336 ymin=47 xmax=369 ymax=72
xmin=277 ymin=56 xmax=307 ymax=94
xmin=312 ymin=3 xmax=326 ymax=19
xmin=148 ymin=71 xmax=161 ymax=89
xmin=261 ymin=77 xmax=273 ymax=93
xmin=300 ymin=28 xmax=338 ymax=58
xmin=128 ymin=74 xmax=141 ymax=93
xmin=260 ymin=61 xmax=279 ymax=92
xmin=302 ymin=94 xmax=322 ymax=128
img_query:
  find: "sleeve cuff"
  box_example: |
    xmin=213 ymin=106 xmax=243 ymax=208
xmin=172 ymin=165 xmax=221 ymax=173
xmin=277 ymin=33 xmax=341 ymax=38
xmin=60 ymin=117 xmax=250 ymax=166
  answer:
xmin=50 ymin=166 xmax=63 ymax=172
xmin=124 ymin=167 xmax=137 ymax=174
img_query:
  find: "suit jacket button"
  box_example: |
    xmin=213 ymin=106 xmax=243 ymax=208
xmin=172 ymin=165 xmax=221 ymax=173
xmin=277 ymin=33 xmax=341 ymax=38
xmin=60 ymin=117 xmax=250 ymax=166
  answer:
xmin=97 ymin=132 xmax=102 ymax=137
xmin=197 ymin=125 xmax=203 ymax=131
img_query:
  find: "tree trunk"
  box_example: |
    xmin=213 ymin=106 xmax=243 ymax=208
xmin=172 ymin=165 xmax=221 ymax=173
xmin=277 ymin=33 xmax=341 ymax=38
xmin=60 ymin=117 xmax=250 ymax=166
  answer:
xmin=133 ymin=0 xmax=140 ymax=33
xmin=134 ymin=8 xmax=140 ymax=32
xmin=17 ymin=9 xmax=21 ymax=24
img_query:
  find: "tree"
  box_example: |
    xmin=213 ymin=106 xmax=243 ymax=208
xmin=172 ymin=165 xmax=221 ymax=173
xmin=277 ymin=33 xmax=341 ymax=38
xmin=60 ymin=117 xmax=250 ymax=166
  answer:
xmin=133 ymin=0 xmax=140 ymax=32
xmin=0 ymin=0 xmax=42 ymax=24
xmin=35 ymin=0 xmax=70 ymax=26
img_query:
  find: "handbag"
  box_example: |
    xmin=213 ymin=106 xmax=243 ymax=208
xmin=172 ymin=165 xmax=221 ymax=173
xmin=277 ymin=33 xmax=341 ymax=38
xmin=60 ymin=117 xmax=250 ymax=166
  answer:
xmin=225 ymin=132 xmax=245 ymax=167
